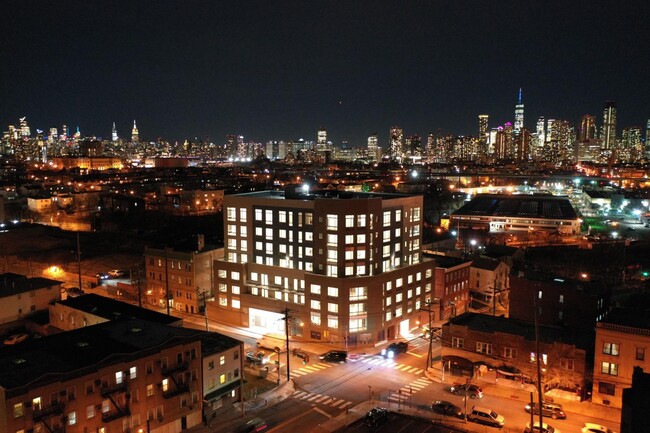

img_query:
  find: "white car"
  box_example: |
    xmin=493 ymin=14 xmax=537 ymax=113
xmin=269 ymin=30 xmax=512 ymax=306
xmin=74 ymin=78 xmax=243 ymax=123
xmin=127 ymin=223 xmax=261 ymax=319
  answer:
xmin=526 ymin=421 xmax=560 ymax=433
xmin=582 ymin=423 xmax=615 ymax=433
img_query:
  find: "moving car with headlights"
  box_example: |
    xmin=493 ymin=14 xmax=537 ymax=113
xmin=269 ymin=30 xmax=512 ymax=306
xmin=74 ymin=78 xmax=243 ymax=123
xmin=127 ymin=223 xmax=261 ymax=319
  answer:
xmin=381 ymin=341 xmax=408 ymax=358
xmin=318 ymin=350 xmax=347 ymax=363
xmin=365 ymin=407 xmax=389 ymax=427
xmin=525 ymin=401 xmax=567 ymax=419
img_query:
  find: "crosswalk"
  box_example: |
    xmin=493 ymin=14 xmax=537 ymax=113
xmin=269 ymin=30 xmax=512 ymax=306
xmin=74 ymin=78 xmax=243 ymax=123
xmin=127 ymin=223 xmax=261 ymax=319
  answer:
xmin=359 ymin=356 xmax=425 ymax=375
xmin=290 ymin=362 xmax=336 ymax=377
xmin=388 ymin=377 xmax=432 ymax=403
xmin=291 ymin=390 xmax=354 ymax=409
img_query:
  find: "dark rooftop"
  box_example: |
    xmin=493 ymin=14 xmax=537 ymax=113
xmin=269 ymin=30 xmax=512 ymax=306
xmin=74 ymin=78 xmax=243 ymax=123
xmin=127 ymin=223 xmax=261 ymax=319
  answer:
xmin=601 ymin=307 xmax=650 ymax=331
xmin=470 ymin=257 xmax=502 ymax=271
xmin=56 ymin=293 xmax=182 ymax=326
xmin=428 ymin=255 xmax=470 ymax=269
xmin=452 ymin=194 xmax=578 ymax=220
xmin=0 ymin=272 xmax=63 ymax=296
xmin=447 ymin=312 xmax=592 ymax=350
xmin=0 ymin=318 xmax=241 ymax=396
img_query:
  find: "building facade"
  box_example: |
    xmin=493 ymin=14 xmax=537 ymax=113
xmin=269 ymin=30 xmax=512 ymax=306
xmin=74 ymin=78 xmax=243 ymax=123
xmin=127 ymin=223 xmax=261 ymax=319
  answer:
xmin=593 ymin=309 xmax=650 ymax=409
xmin=145 ymin=236 xmax=219 ymax=314
xmin=210 ymin=189 xmax=438 ymax=345
xmin=0 ymin=273 xmax=62 ymax=325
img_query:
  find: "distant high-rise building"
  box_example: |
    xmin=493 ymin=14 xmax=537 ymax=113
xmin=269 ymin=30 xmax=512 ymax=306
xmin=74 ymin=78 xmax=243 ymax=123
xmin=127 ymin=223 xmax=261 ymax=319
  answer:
xmin=19 ymin=117 xmax=30 ymax=138
xmin=131 ymin=120 xmax=139 ymax=142
xmin=225 ymin=135 xmax=236 ymax=158
xmin=405 ymin=134 xmax=422 ymax=161
xmin=545 ymin=119 xmax=573 ymax=163
xmin=646 ymin=119 xmax=650 ymax=159
xmin=111 ymin=122 xmax=118 ymax=142
xmin=389 ymin=126 xmax=404 ymax=161
xmin=73 ymin=126 xmax=81 ymax=140
xmin=579 ymin=115 xmax=596 ymax=142
xmin=600 ymin=100 xmax=617 ymax=150
xmin=514 ymin=88 xmax=524 ymax=133
xmin=478 ymin=114 xmax=489 ymax=140
xmin=503 ymin=122 xmax=514 ymax=158
xmin=535 ymin=117 xmax=546 ymax=153
xmin=48 ymin=127 xmax=58 ymax=144
xmin=367 ymin=133 xmax=379 ymax=161
xmin=515 ymin=128 xmax=531 ymax=161
xmin=236 ymin=135 xmax=247 ymax=160
xmin=61 ymin=124 xmax=68 ymax=141
xmin=317 ymin=127 xmax=327 ymax=146
xmin=622 ymin=127 xmax=642 ymax=162
xmin=494 ymin=127 xmax=506 ymax=160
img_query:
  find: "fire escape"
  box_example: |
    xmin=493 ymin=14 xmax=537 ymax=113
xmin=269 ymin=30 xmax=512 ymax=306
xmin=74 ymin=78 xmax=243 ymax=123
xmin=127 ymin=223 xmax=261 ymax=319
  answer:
xmin=31 ymin=400 xmax=66 ymax=433
xmin=100 ymin=376 xmax=131 ymax=423
xmin=160 ymin=359 xmax=190 ymax=399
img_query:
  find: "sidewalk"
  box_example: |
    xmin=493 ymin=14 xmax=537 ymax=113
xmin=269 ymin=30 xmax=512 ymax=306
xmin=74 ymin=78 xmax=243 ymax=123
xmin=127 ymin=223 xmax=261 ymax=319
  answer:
xmin=424 ymin=364 xmax=621 ymax=427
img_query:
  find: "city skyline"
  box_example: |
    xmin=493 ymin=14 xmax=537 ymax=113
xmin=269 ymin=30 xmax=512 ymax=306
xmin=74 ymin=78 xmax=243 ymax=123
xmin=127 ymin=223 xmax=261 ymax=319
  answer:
xmin=2 ymin=1 xmax=649 ymax=145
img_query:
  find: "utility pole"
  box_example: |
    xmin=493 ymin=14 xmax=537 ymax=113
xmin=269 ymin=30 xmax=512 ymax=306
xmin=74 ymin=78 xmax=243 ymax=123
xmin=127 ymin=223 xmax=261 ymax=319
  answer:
xmin=420 ymin=300 xmax=435 ymax=370
xmin=533 ymin=288 xmax=545 ymax=430
xmin=164 ymin=247 xmax=170 ymax=315
xmin=76 ymin=232 xmax=82 ymax=290
xmin=280 ymin=308 xmax=292 ymax=382
xmin=493 ymin=279 xmax=501 ymax=316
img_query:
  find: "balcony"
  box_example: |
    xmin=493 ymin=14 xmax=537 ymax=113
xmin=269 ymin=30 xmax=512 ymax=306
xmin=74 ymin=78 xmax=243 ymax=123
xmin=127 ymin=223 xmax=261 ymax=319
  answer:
xmin=162 ymin=382 xmax=190 ymax=399
xmin=102 ymin=406 xmax=131 ymax=423
xmin=100 ymin=380 xmax=128 ymax=396
xmin=32 ymin=401 xmax=65 ymax=421
xmin=161 ymin=360 xmax=189 ymax=376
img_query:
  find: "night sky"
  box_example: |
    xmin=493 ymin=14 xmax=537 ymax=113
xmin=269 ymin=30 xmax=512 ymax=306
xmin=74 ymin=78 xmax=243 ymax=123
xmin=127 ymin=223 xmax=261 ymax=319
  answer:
xmin=2 ymin=1 xmax=649 ymax=146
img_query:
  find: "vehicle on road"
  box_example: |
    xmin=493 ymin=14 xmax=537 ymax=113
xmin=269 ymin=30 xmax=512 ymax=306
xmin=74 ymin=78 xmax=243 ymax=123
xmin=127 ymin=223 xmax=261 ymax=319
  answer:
xmin=450 ymin=383 xmax=483 ymax=398
xmin=381 ymin=341 xmax=408 ymax=358
xmin=108 ymin=269 xmax=125 ymax=278
xmin=525 ymin=421 xmax=560 ymax=433
xmin=3 ymin=333 xmax=29 ymax=345
xmin=94 ymin=272 xmax=110 ymax=280
xmin=245 ymin=351 xmax=266 ymax=365
xmin=236 ymin=417 xmax=268 ymax=432
xmin=318 ymin=350 xmax=347 ymax=363
xmin=582 ymin=423 xmax=615 ymax=433
xmin=365 ymin=407 xmax=389 ymax=427
xmin=467 ymin=406 xmax=504 ymax=428
xmin=524 ymin=401 xmax=567 ymax=419
xmin=431 ymin=400 xmax=463 ymax=418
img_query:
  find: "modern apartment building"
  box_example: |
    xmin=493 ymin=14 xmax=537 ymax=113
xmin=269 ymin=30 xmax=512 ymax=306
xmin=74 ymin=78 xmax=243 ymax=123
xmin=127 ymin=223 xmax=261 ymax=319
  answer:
xmin=211 ymin=188 xmax=438 ymax=345
xmin=593 ymin=308 xmax=650 ymax=409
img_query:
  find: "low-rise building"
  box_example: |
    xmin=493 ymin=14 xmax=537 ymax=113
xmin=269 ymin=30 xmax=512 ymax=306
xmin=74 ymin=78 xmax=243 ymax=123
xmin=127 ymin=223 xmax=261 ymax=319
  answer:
xmin=450 ymin=194 xmax=581 ymax=235
xmin=49 ymin=293 xmax=182 ymax=332
xmin=0 ymin=273 xmax=62 ymax=326
xmin=441 ymin=312 xmax=590 ymax=393
xmin=469 ymin=256 xmax=510 ymax=304
xmin=145 ymin=235 xmax=219 ymax=314
xmin=593 ymin=308 xmax=650 ymax=409
xmin=432 ymin=256 xmax=471 ymax=321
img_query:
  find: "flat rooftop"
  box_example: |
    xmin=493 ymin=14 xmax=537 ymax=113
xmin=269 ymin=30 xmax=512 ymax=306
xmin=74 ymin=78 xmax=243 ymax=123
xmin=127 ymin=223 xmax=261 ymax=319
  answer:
xmin=452 ymin=194 xmax=578 ymax=220
xmin=230 ymin=188 xmax=413 ymax=201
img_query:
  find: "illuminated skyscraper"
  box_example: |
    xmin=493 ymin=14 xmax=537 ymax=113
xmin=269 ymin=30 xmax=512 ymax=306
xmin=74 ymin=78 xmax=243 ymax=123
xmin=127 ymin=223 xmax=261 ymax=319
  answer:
xmin=600 ymin=100 xmax=617 ymax=150
xmin=622 ymin=127 xmax=642 ymax=162
xmin=236 ymin=135 xmax=247 ymax=160
xmin=515 ymin=128 xmax=531 ymax=161
xmin=48 ymin=127 xmax=58 ymax=144
xmin=514 ymin=88 xmax=524 ymax=134
xmin=131 ymin=120 xmax=139 ymax=142
xmin=646 ymin=119 xmax=650 ymax=159
xmin=478 ymin=114 xmax=489 ymax=140
xmin=317 ymin=127 xmax=327 ymax=146
xmin=367 ymin=133 xmax=379 ymax=161
xmin=579 ymin=115 xmax=596 ymax=142
xmin=494 ymin=126 xmax=506 ymax=160
xmin=535 ymin=117 xmax=546 ymax=158
xmin=503 ymin=122 xmax=514 ymax=158
xmin=226 ymin=135 xmax=236 ymax=158
xmin=19 ymin=117 xmax=30 ymax=138
xmin=389 ymin=126 xmax=404 ymax=161
xmin=112 ymin=122 xmax=118 ymax=142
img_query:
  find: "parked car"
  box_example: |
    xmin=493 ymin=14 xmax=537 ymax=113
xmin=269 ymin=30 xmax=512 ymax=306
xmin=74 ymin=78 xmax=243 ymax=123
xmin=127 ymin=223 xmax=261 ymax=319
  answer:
xmin=3 ymin=333 xmax=29 ymax=345
xmin=524 ymin=401 xmax=567 ymax=419
xmin=467 ymin=405 xmax=505 ymax=428
xmin=246 ymin=351 xmax=266 ymax=365
xmin=66 ymin=287 xmax=85 ymax=298
xmin=450 ymin=383 xmax=483 ymax=398
xmin=526 ymin=421 xmax=560 ymax=433
xmin=365 ymin=407 xmax=389 ymax=427
xmin=431 ymin=400 xmax=463 ymax=418
xmin=582 ymin=423 xmax=615 ymax=433
xmin=108 ymin=269 xmax=125 ymax=278
xmin=381 ymin=341 xmax=408 ymax=359
xmin=318 ymin=350 xmax=347 ymax=363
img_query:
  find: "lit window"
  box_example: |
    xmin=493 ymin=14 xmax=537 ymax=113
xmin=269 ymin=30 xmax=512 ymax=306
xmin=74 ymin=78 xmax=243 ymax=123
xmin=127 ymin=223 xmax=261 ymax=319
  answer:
xmin=328 ymin=303 xmax=338 ymax=313
xmin=220 ymin=374 xmax=226 ymax=384
xmin=162 ymin=378 xmax=169 ymax=392
xmin=86 ymin=404 xmax=95 ymax=419
xmin=232 ymin=299 xmax=240 ymax=309
xmin=345 ymin=234 xmax=354 ymax=244
xmin=279 ymin=211 xmax=287 ymax=223
xmin=68 ymin=411 xmax=76 ymax=425
xmin=240 ymin=208 xmax=247 ymax=222
xmin=603 ymin=342 xmax=620 ymax=356
xmin=265 ymin=209 xmax=273 ymax=224
xmin=345 ymin=250 xmax=354 ymax=260
xmin=395 ymin=307 xmax=402 ymax=317
xmin=328 ymin=316 xmax=338 ymax=329
xmin=227 ymin=207 xmax=236 ymax=221
xmin=327 ymin=249 xmax=338 ymax=261
xmin=311 ymin=313 xmax=321 ymax=325
xmin=357 ymin=234 xmax=366 ymax=243
xmin=255 ymin=209 xmax=263 ymax=221
xmin=311 ymin=300 xmax=321 ymax=310
xmin=311 ymin=284 xmax=321 ymax=294
xmin=357 ymin=214 xmax=366 ymax=227
xmin=327 ymin=214 xmax=338 ymax=230
xmin=383 ymin=230 xmax=391 ymax=242
xmin=383 ymin=211 xmax=391 ymax=226
xmin=396 ymin=278 xmax=403 ymax=288
xmin=147 ymin=384 xmax=154 ymax=397
xmin=327 ymin=234 xmax=338 ymax=245
xmin=349 ymin=303 xmax=365 ymax=314
xmin=349 ymin=318 xmax=367 ymax=332
xmin=601 ymin=362 xmax=618 ymax=376
xmin=395 ymin=210 xmax=402 ymax=222
xmin=345 ymin=215 xmax=354 ymax=228
xmin=13 ymin=403 xmax=23 ymax=418
xmin=328 ymin=287 xmax=339 ymax=297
